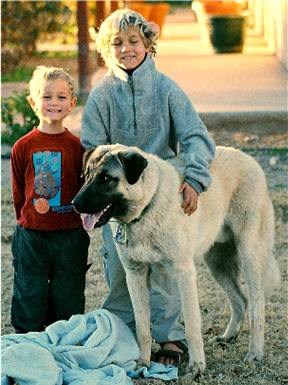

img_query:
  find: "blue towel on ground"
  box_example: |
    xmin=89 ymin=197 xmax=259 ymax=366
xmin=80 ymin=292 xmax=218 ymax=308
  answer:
xmin=1 ymin=309 xmax=178 ymax=385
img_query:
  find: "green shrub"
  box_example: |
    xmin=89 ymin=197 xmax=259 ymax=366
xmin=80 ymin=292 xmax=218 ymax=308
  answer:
xmin=1 ymin=67 xmax=35 ymax=83
xmin=1 ymin=90 xmax=39 ymax=146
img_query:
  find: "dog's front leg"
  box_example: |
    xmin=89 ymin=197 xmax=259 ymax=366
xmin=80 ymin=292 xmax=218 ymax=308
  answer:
xmin=177 ymin=261 xmax=206 ymax=381
xmin=125 ymin=265 xmax=152 ymax=368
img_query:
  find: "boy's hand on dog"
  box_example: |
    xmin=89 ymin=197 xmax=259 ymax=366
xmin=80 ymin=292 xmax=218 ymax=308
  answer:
xmin=179 ymin=182 xmax=198 ymax=215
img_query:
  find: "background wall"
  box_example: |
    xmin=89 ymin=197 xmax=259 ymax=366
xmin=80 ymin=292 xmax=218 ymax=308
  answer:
xmin=248 ymin=0 xmax=287 ymax=69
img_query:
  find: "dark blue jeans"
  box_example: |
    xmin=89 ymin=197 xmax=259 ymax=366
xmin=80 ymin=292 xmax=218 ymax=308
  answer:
xmin=11 ymin=225 xmax=90 ymax=333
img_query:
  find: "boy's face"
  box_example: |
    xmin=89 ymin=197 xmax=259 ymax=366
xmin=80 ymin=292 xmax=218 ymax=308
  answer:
xmin=109 ymin=26 xmax=149 ymax=70
xmin=28 ymin=78 xmax=76 ymax=124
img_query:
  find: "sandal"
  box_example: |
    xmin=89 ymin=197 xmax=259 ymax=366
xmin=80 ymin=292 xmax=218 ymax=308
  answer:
xmin=152 ymin=340 xmax=188 ymax=367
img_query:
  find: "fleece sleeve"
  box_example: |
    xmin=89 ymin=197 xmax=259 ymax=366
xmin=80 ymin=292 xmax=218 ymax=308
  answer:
xmin=168 ymin=86 xmax=215 ymax=193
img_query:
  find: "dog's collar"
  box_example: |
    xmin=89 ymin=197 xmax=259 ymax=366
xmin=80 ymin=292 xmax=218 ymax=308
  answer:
xmin=112 ymin=201 xmax=152 ymax=247
xmin=130 ymin=200 xmax=152 ymax=224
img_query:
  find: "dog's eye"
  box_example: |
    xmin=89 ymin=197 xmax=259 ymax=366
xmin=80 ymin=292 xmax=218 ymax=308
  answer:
xmin=100 ymin=172 xmax=111 ymax=182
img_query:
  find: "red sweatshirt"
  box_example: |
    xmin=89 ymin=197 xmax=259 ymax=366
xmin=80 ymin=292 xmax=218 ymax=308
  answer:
xmin=11 ymin=127 xmax=85 ymax=230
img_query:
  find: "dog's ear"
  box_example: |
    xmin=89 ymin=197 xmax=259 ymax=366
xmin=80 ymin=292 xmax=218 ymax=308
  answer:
xmin=82 ymin=149 xmax=94 ymax=177
xmin=118 ymin=151 xmax=148 ymax=185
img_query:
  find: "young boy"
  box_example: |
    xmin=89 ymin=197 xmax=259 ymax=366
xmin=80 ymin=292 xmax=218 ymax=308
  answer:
xmin=80 ymin=9 xmax=215 ymax=365
xmin=10 ymin=66 xmax=90 ymax=333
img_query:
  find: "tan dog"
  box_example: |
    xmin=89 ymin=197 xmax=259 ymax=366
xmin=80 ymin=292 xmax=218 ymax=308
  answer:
xmin=73 ymin=144 xmax=280 ymax=382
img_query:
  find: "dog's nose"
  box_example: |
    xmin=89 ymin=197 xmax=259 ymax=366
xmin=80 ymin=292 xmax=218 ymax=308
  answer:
xmin=72 ymin=196 xmax=83 ymax=213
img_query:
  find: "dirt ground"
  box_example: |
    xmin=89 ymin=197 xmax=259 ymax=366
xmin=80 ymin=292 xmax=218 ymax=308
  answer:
xmin=1 ymin=56 xmax=288 ymax=384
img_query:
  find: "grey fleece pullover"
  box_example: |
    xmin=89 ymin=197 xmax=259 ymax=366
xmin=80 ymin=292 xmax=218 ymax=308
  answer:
xmin=80 ymin=55 xmax=215 ymax=193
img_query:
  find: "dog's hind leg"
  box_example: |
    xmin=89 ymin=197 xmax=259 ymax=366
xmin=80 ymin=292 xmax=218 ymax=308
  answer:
xmin=236 ymin=235 xmax=266 ymax=362
xmin=204 ymin=239 xmax=248 ymax=344
xmin=125 ymin=265 xmax=152 ymax=368
xmin=237 ymin=191 xmax=278 ymax=362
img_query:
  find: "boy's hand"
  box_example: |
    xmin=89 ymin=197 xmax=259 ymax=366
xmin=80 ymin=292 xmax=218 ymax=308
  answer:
xmin=179 ymin=181 xmax=199 ymax=215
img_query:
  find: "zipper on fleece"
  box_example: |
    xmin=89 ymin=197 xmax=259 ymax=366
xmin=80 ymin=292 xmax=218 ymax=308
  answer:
xmin=128 ymin=76 xmax=137 ymax=135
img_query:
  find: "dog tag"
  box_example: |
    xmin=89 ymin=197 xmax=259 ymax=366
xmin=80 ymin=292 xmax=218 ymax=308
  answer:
xmin=114 ymin=223 xmax=127 ymax=245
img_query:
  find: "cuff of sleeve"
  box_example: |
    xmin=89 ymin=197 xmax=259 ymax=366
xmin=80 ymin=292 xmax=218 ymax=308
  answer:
xmin=186 ymin=179 xmax=203 ymax=195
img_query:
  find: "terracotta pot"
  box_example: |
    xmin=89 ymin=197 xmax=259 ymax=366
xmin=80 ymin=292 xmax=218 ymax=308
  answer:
xmin=192 ymin=1 xmax=248 ymax=52
xmin=126 ymin=1 xmax=152 ymax=20
xmin=149 ymin=3 xmax=170 ymax=36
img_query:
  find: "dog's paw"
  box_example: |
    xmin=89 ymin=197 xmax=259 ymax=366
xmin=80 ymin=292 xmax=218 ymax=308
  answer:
xmin=136 ymin=357 xmax=150 ymax=369
xmin=244 ymin=350 xmax=263 ymax=363
xmin=210 ymin=334 xmax=236 ymax=345
xmin=180 ymin=362 xmax=205 ymax=383
xmin=180 ymin=370 xmax=201 ymax=384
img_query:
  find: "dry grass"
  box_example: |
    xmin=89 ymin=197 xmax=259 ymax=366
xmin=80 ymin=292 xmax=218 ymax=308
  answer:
xmin=1 ymin=161 xmax=287 ymax=385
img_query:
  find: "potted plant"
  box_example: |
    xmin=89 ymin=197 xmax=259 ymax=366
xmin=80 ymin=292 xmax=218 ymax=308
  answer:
xmin=192 ymin=0 xmax=249 ymax=53
xmin=196 ymin=0 xmax=245 ymax=15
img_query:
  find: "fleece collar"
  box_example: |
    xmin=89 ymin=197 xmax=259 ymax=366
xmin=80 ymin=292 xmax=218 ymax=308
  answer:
xmin=108 ymin=54 xmax=156 ymax=83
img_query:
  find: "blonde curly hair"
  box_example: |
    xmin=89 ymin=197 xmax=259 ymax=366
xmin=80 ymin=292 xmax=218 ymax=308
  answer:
xmin=96 ymin=9 xmax=159 ymax=67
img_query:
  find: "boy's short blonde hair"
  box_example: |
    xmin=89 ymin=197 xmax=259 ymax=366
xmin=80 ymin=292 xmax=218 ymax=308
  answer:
xmin=29 ymin=66 xmax=75 ymax=100
xmin=96 ymin=9 xmax=159 ymax=67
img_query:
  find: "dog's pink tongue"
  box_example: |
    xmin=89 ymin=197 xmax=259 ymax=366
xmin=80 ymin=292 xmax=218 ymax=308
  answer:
xmin=82 ymin=212 xmax=102 ymax=231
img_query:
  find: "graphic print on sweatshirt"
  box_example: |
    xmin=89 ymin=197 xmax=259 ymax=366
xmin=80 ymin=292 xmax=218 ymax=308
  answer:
xmin=33 ymin=151 xmax=61 ymax=214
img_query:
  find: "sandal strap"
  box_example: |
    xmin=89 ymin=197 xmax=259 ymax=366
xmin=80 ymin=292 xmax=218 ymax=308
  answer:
xmin=152 ymin=349 xmax=182 ymax=365
xmin=151 ymin=340 xmax=189 ymax=366
xmin=160 ymin=340 xmax=188 ymax=355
